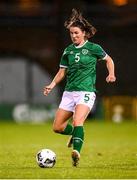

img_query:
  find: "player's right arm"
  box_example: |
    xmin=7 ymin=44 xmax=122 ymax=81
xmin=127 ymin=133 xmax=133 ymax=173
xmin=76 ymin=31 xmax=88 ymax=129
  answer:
xmin=43 ymin=68 xmax=67 ymax=96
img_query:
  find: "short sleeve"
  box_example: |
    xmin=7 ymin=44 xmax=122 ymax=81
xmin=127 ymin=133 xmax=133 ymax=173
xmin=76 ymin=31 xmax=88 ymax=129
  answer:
xmin=94 ymin=44 xmax=108 ymax=60
xmin=59 ymin=49 xmax=69 ymax=68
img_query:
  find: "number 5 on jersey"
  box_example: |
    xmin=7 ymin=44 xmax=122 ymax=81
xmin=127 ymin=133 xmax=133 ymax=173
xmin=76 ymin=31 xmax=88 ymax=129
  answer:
xmin=75 ymin=53 xmax=80 ymax=62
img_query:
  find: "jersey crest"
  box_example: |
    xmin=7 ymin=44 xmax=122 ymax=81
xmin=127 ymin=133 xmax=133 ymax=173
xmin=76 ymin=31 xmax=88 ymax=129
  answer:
xmin=82 ymin=49 xmax=88 ymax=55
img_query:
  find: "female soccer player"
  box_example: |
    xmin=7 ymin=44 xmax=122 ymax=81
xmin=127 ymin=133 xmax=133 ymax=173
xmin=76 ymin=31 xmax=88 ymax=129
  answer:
xmin=43 ymin=9 xmax=116 ymax=167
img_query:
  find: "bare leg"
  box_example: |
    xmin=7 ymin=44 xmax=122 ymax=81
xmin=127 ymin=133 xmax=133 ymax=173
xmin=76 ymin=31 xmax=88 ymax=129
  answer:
xmin=73 ymin=104 xmax=90 ymax=126
xmin=53 ymin=108 xmax=73 ymax=133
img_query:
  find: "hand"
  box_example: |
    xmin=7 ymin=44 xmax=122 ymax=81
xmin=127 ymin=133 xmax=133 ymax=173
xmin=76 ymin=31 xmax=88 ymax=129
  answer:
xmin=43 ymin=85 xmax=52 ymax=96
xmin=106 ymin=75 xmax=116 ymax=83
xmin=43 ymin=81 xmax=56 ymax=96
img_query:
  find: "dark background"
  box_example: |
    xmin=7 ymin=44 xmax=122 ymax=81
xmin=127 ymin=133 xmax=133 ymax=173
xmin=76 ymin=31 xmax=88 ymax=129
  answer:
xmin=0 ymin=0 xmax=137 ymax=103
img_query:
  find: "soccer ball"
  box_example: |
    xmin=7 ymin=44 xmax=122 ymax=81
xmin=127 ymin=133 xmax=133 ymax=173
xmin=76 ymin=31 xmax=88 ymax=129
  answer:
xmin=36 ymin=149 xmax=56 ymax=168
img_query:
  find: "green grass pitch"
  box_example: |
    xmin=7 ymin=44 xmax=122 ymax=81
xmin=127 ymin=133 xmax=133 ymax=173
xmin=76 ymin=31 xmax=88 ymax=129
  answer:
xmin=0 ymin=120 xmax=137 ymax=179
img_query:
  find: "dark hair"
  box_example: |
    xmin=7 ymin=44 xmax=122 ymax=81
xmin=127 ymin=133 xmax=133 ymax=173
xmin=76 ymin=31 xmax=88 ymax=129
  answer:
xmin=64 ymin=9 xmax=97 ymax=39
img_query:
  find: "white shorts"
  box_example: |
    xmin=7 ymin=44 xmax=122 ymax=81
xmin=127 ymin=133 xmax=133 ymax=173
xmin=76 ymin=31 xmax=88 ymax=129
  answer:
xmin=59 ymin=91 xmax=96 ymax=112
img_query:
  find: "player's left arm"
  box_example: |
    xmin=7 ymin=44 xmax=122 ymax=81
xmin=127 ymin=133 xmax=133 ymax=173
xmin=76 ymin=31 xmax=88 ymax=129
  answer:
xmin=104 ymin=55 xmax=116 ymax=83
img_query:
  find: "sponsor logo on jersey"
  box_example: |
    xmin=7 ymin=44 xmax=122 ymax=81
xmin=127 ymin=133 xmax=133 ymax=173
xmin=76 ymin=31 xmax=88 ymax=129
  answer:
xmin=70 ymin=51 xmax=73 ymax=54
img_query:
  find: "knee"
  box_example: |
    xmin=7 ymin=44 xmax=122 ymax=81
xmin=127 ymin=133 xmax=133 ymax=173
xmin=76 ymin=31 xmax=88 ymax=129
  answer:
xmin=52 ymin=123 xmax=64 ymax=133
xmin=72 ymin=119 xmax=83 ymax=127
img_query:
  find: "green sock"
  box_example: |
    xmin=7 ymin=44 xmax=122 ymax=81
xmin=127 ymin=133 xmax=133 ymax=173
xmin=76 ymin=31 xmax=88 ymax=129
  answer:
xmin=73 ymin=126 xmax=84 ymax=153
xmin=61 ymin=124 xmax=74 ymax=135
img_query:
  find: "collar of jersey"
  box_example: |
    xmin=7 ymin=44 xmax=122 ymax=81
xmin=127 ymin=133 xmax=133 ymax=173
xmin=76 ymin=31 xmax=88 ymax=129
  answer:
xmin=74 ymin=40 xmax=88 ymax=49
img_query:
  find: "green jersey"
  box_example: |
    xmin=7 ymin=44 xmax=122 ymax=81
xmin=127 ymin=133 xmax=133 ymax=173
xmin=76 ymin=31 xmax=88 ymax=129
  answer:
xmin=60 ymin=41 xmax=107 ymax=92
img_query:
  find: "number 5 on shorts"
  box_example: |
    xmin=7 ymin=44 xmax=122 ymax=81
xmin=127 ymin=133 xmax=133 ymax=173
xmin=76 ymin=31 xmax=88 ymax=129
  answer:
xmin=84 ymin=93 xmax=90 ymax=102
